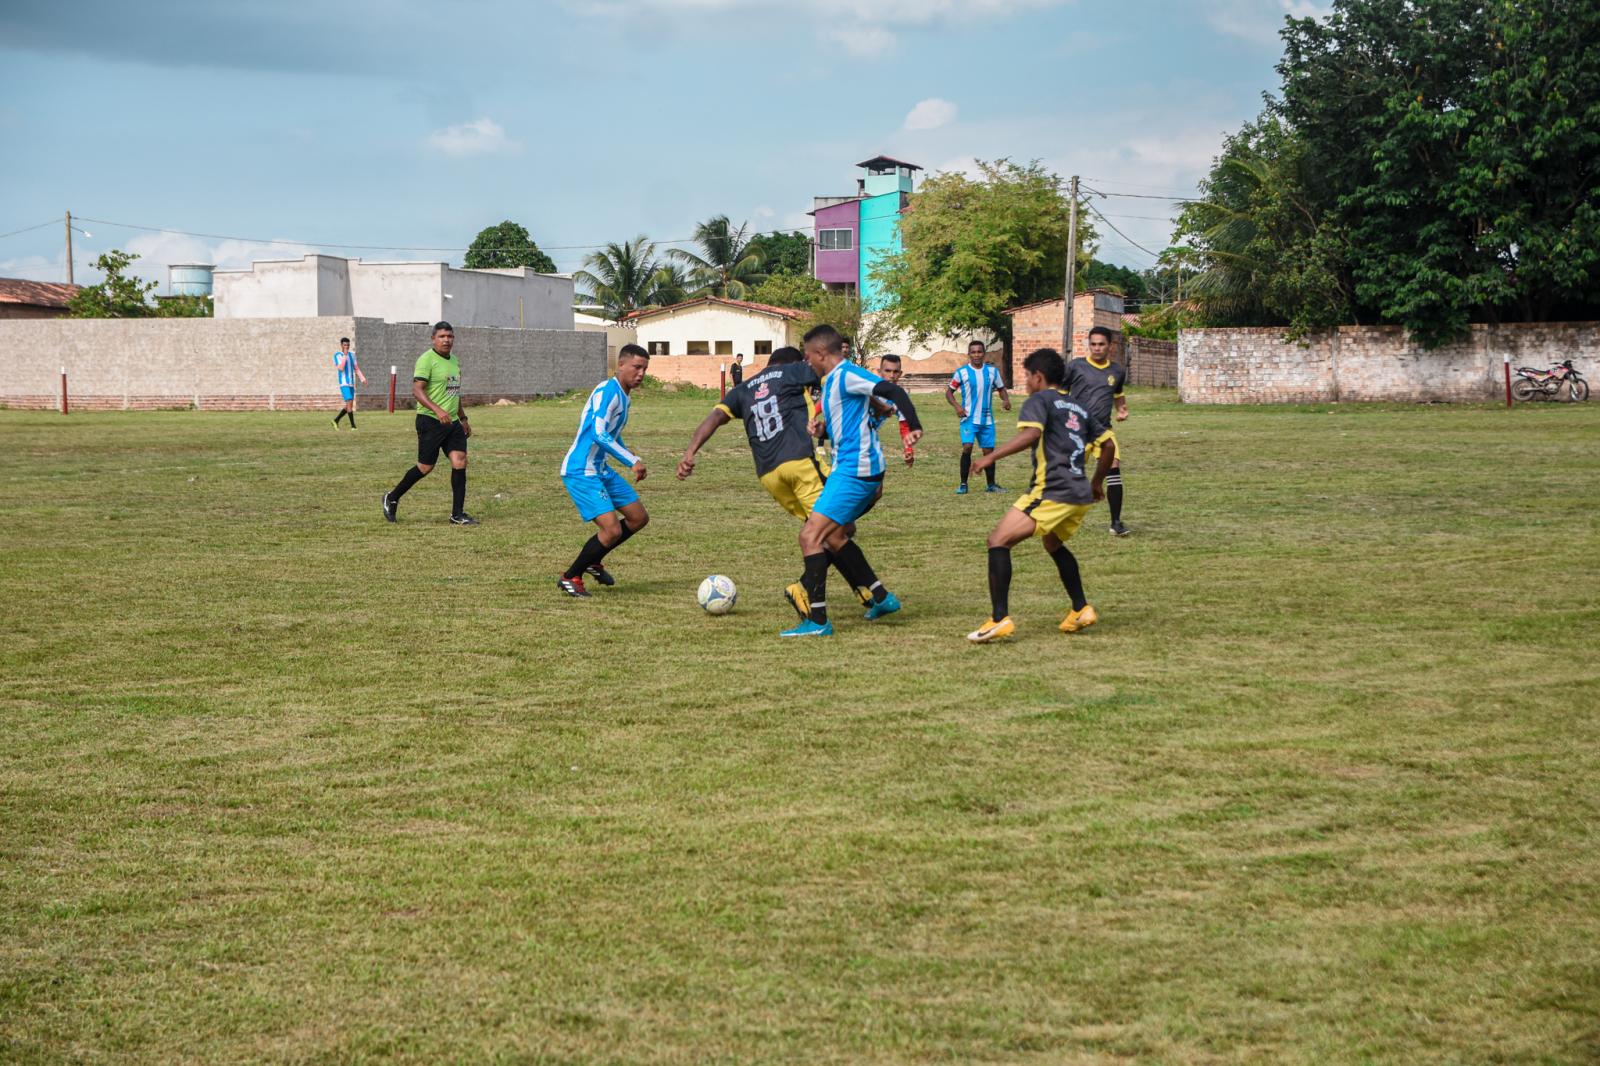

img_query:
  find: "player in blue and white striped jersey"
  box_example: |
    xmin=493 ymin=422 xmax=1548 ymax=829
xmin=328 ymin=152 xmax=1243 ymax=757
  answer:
xmin=557 ymin=345 xmax=651 ymax=598
xmin=782 ymin=325 xmax=923 ymax=638
xmin=945 ymin=340 xmax=1010 ymax=494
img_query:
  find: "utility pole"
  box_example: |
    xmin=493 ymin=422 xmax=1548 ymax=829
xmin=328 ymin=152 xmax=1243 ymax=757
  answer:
xmin=1060 ymin=175 xmax=1079 ymax=357
xmin=65 ymin=211 xmax=74 ymax=286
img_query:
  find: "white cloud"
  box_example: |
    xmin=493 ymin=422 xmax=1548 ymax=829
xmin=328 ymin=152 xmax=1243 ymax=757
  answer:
xmin=577 ymin=0 xmax=1071 ymax=55
xmin=424 ymin=117 xmax=519 ymax=157
xmin=753 ymin=205 xmax=775 ymax=219
xmin=1205 ymin=0 xmax=1329 ymax=44
xmin=904 ymin=98 xmax=957 ymax=132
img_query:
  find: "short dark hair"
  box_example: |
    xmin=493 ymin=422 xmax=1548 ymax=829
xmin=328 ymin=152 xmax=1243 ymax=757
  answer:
xmin=1087 ymin=326 xmax=1114 ymax=343
xmin=802 ymin=324 xmax=844 ymax=354
xmin=1023 ymin=348 xmax=1067 ymax=385
xmin=768 ymin=345 xmax=803 ymax=365
xmin=339 ymin=337 xmax=350 ymax=345
xmin=968 ymin=340 xmax=986 ymax=352
xmin=618 ymin=343 xmax=650 ymax=362
xmin=432 ymin=321 xmax=454 ymax=335
xmin=878 ymin=353 xmax=902 ymax=366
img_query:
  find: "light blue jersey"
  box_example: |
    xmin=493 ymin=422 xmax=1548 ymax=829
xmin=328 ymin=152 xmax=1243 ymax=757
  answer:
xmin=562 ymin=378 xmax=639 ymax=477
xmin=949 ymin=362 xmax=1003 ymax=426
xmin=334 ymin=350 xmax=359 ymax=387
xmin=819 ymin=361 xmax=885 ymax=478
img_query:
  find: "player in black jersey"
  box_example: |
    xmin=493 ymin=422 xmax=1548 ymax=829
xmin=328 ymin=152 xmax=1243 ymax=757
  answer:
xmin=967 ymin=348 xmax=1115 ymax=642
xmin=676 ymin=346 xmax=899 ymax=618
xmin=1062 ymin=326 xmax=1131 ymax=534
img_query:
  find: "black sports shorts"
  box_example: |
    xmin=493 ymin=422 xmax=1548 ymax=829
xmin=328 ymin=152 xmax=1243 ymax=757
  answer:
xmin=416 ymin=414 xmax=468 ymax=464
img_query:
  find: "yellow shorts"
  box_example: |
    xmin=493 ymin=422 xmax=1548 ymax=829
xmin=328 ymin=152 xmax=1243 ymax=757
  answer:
xmin=1087 ymin=430 xmax=1122 ymax=465
xmin=1014 ymin=494 xmax=1092 ymax=541
xmin=760 ymin=457 xmax=829 ymax=520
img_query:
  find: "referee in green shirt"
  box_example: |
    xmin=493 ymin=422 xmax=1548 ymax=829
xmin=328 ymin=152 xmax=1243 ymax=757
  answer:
xmin=382 ymin=322 xmax=477 ymax=525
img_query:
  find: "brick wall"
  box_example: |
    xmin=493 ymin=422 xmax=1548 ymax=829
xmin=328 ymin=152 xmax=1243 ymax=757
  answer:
xmin=1126 ymin=338 xmax=1177 ymax=387
xmin=0 ymin=317 xmax=605 ymax=411
xmin=1178 ymin=322 xmax=1600 ymax=404
xmin=1006 ymin=294 xmax=1127 ymax=384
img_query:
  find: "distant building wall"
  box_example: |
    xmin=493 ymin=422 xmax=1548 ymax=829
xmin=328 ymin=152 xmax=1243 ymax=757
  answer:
xmin=0 ymin=317 xmax=604 ymax=411
xmin=214 ymin=254 xmax=574 ymax=329
xmin=1005 ymin=292 xmax=1127 ymax=384
xmin=0 ymin=304 xmax=71 ymax=320
xmin=1178 ymin=322 xmax=1600 ymax=403
xmin=1126 ymin=337 xmax=1178 ymax=387
xmin=813 ymin=199 xmax=860 ymax=286
xmin=629 ymin=305 xmax=799 ymax=360
xmin=858 ymin=191 xmax=904 ymax=310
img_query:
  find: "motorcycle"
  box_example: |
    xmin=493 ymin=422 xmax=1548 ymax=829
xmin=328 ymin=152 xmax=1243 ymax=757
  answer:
xmin=1512 ymin=359 xmax=1589 ymax=402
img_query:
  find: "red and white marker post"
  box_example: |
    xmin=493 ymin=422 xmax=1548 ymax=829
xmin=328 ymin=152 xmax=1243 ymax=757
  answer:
xmin=1503 ymin=352 xmax=1513 ymax=408
xmin=60 ymin=366 xmax=68 ymax=415
xmin=388 ymin=366 xmax=398 ymax=413
xmin=719 ymin=364 xmax=727 ymax=399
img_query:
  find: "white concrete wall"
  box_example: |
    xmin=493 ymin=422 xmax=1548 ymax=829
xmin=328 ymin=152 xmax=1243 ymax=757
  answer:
xmin=214 ymin=255 xmax=574 ymax=329
xmin=631 ymin=305 xmax=795 ymax=361
xmin=347 ymin=262 xmax=444 ymax=324
xmin=214 ymin=256 xmax=332 ymax=318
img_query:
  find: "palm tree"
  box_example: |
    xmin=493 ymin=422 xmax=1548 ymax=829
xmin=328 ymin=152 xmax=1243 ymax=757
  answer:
xmin=573 ymin=236 xmax=663 ymax=320
xmin=669 ymin=216 xmax=767 ymax=300
xmin=645 ymin=261 xmax=692 ymax=307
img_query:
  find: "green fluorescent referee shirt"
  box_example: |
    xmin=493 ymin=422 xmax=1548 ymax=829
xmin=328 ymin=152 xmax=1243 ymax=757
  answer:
xmin=413 ymin=348 xmax=461 ymax=420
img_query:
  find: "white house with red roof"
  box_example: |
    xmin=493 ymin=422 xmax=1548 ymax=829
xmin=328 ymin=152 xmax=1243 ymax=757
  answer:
xmin=622 ymin=296 xmax=808 ymax=367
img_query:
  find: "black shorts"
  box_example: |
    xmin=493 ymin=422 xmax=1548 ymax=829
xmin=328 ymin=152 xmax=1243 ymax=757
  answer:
xmin=416 ymin=414 xmax=467 ymax=464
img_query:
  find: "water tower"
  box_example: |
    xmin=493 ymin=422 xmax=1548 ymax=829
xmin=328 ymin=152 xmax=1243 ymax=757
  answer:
xmin=168 ymin=263 xmax=215 ymax=297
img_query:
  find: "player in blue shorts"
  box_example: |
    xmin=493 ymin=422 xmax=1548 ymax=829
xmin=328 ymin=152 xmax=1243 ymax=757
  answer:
xmin=782 ymin=325 xmax=923 ymax=638
xmin=331 ymin=337 xmax=366 ymax=429
xmin=946 ymin=340 xmax=1010 ymax=494
xmin=557 ymin=344 xmax=650 ymax=597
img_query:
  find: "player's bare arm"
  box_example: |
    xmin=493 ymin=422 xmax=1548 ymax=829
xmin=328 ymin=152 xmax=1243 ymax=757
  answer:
xmin=1115 ymin=396 xmax=1129 ymax=421
xmin=945 ymin=382 xmax=966 ymax=418
xmin=998 ymin=383 xmax=1012 ymax=412
xmin=971 ymin=426 xmax=1041 ymax=473
xmin=678 ymin=409 xmax=730 ymax=479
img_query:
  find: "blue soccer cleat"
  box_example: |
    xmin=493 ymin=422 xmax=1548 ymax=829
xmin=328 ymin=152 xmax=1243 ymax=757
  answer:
xmin=779 ymin=619 xmax=834 ymax=638
xmin=955 ymin=484 xmax=969 ymax=495
xmin=985 ymin=483 xmax=1005 ymax=493
xmin=863 ymin=591 xmax=901 ymax=621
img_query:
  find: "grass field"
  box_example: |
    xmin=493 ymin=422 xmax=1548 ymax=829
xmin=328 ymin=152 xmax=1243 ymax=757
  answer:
xmin=3 ymin=385 xmax=1598 ymax=1063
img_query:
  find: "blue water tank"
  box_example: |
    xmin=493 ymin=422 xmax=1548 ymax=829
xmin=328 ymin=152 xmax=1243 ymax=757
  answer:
xmin=169 ymin=263 xmax=215 ymax=297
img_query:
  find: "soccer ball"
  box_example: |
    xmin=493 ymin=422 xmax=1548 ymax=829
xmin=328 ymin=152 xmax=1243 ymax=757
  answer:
xmin=697 ymin=575 xmax=737 ymax=615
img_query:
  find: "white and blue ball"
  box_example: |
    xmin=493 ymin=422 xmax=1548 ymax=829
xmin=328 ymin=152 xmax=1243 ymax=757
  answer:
xmin=697 ymin=575 xmax=737 ymax=615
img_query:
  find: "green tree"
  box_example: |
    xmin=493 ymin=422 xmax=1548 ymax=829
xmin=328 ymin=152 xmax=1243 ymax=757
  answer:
xmin=68 ymin=250 xmax=158 ymax=318
xmin=748 ymin=272 xmax=825 ymax=311
xmin=1276 ymin=0 xmax=1600 ymax=345
xmin=1079 ymin=259 xmax=1148 ymax=301
xmin=746 ymin=231 xmax=811 ymax=276
xmin=873 ymin=159 xmax=1096 ymax=349
xmin=1172 ymin=112 xmax=1354 ymax=334
xmin=669 ymin=216 xmax=766 ymax=299
xmin=573 ymin=236 xmax=667 ymax=320
xmin=463 ymin=220 xmax=557 ymax=273
xmin=799 ymin=293 xmax=896 ymax=361
xmin=155 ymin=295 xmax=214 ymax=318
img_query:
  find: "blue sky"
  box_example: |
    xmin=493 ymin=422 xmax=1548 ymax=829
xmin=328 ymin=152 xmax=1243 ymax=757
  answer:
xmin=0 ymin=0 xmax=1322 ymax=289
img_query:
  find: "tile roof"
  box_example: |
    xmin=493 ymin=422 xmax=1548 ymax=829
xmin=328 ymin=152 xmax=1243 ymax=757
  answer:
xmin=0 ymin=278 xmax=81 ymax=308
xmin=623 ymin=296 xmax=808 ymax=323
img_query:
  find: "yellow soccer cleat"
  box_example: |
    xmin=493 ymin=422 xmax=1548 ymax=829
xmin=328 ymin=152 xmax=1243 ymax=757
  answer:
xmin=783 ymin=582 xmax=810 ymax=623
xmin=966 ymin=616 xmax=1015 ymax=643
xmin=1059 ymin=604 xmax=1099 ymax=633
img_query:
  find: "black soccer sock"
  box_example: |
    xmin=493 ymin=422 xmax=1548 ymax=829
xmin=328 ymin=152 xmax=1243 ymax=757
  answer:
xmin=390 ymin=464 xmax=427 ymax=500
xmin=801 ymin=551 xmax=830 ymax=624
xmin=1106 ymin=472 xmax=1124 ymax=524
xmin=590 ymin=518 xmax=635 ymax=565
xmin=983 ymin=450 xmax=997 ymax=486
xmin=612 ymin=518 xmax=636 ymax=549
xmin=1049 ymin=543 xmax=1088 ymax=611
xmin=829 ymin=540 xmax=886 ymax=603
xmin=987 ymin=546 xmax=1012 ymax=621
xmin=564 ymin=535 xmax=607 ymax=579
xmin=960 ymin=451 xmax=972 ymax=486
xmin=451 ymin=467 xmax=466 ymax=515
xmin=334 ymin=410 xmax=346 ymax=424
xmin=347 ymin=411 xmax=357 ymax=429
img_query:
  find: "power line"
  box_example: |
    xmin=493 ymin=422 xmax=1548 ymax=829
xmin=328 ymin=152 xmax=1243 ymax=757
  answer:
xmin=0 ymin=219 xmax=61 ymax=242
xmin=1082 ymin=186 xmax=1197 ymax=203
xmin=72 ymin=215 xmax=813 ymax=256
xmin=1082 ymin=176 xmax=1199 ymax=195
xmin=1097 ymin=212 xmax=1180 ymax=222
xmin=1087 ymin=206 xmax=1168 ymax=260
